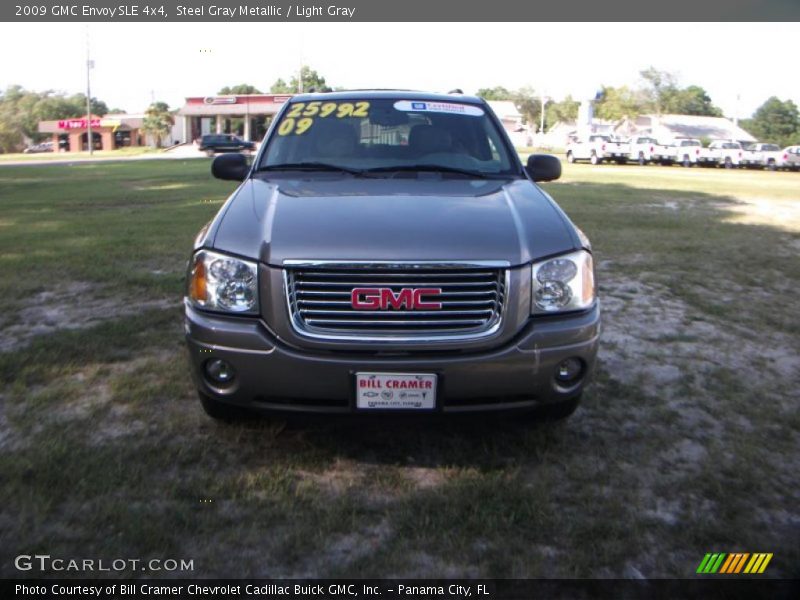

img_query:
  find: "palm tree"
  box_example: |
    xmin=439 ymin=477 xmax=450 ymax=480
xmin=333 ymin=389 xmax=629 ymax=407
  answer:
xmin=142 ymin=102 xmax=174 ymax=148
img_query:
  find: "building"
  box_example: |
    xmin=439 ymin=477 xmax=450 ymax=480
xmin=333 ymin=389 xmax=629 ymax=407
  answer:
xmin=616 ymin=114 xmax=757 ymax=145
xmin=542 ymin=113 xmax=757 ymax=147
xmin=487 ymin=100 xmax=531 ymax=147
xmin=37 ymin=114 xmax=184 ymax=153
xmin=177 ymin=94 xmax=293 ymax=143
xmin=38 ymin=115 xmax=143 ymax=152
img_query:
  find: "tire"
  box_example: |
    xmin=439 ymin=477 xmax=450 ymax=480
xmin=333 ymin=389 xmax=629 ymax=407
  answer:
xmin=637 ymin=152 xmax=646 ymax=166
xmin=589 ymin=152 xmax=600 ymax=165
xmin=566 ymin=151 xmax=575 ymax=164
xmin=682 ymin=155 xmax=691 ymax=168
xmin=767 ymin=159 xmax=776 ymax=171
xmin=199 ymin=392 xmax=250 ymax=422
xmin=724 ymin=157 xmax=733 ymax=169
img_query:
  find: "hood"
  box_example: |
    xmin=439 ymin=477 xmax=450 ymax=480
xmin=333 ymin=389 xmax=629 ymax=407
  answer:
xmin=210 ymin=176 xmax=578 ymax=267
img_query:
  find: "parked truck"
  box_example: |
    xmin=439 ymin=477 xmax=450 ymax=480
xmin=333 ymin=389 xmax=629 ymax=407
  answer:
xmin=707 ymin=140 xmax=744 ymax=168
xmin=566 ymin=135 xmax=628 ymax=165
xmin=186 ymin=90 xmax=599 ymax=422
xmin=623 ymin=136 xmax=658 ymax=165
xmin=740 ymin=143 xmax=783 ymax=170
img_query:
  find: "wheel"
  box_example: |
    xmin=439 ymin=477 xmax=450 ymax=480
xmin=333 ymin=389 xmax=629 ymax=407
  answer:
xmin=615 ymin=158 xmax=626 ymax=165
xmin=566 ymin=151 xmax=575 ymax=164
xmin=637 ymin=152 xmax=646 ymax=166
xmin=589 ymin=152 xmax=600 ymax=165
xmin=198 ymin=392 xmax=249 ymax=422
xmin=724 ymin=157 xmax=733 ymax=169
xmin=682 ymin=155 xmax=691 ymax=168
xmin=767 ymin=159 xmax=776 ymax=171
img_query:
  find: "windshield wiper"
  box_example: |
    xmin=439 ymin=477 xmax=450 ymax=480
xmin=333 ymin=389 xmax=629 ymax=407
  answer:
xmin=363 ymin=164 xmax=498 ymax=178
xmin=256 ymin=162 xmax=364 ymax=175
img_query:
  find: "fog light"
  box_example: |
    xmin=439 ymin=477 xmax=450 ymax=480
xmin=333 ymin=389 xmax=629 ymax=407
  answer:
xmin=205 ymin=359 xmax=235 ymax=385
xmin=555 ymin=358 xmax=583 ymax=384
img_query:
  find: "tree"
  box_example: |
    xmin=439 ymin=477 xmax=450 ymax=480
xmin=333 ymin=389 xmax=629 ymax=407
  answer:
xmin=142 ymin=101 xmax=175 ymax=148
xmin=270 ymin=66 xmax=331 ymax=93
xmin=512 ymin=87 xmax=542 ymax=127
xmin=476 ymin=86 xmax=515 ymax=100
xmin=639 ymin=67 xmax=678 ymax=114
xmin=740 ymin=97 xmax=799 ymax=147
xmin=545 ymin=95 xmax=580 ymax=125
xmin=594 ymin=85 xmax=646 ymax=121
xmin=639 ymin=67 xmax=722 ymax=116
xmin=218 ymin=84 xmax=262 ymax=95
xmin=664 ymin=85 xmax=723 ymax=117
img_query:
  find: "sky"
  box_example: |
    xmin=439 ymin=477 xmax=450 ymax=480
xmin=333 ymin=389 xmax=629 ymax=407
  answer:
xmin=1 ymin=22 xmax=798 ymax=118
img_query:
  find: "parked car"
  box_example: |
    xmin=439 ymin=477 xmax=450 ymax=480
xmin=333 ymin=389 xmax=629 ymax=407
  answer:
xmin=185 ymin=91 xmax=599 ymax=422
xmin=781 ymin=146 xmax=800 ymax=171
xmin=707 ymin=140 xmax=744 ymax=168
xmin=23 ymin=141 xmax=54 ymax=154
xmin=740 ymin=143 xmax=783 ymax=170
xmin=566 ymin=135 xmax=627 ymax=164
xmin=197 ymin=134 xmax=255 ymax=156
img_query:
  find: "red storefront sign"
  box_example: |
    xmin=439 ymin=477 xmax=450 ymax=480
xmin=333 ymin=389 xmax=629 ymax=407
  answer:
xmin=58 ymin=118 xmax=102 ymax=130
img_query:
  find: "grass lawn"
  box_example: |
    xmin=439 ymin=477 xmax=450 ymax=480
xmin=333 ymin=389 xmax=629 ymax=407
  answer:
xmin=0 ymin=160 xmax=798 ymax=578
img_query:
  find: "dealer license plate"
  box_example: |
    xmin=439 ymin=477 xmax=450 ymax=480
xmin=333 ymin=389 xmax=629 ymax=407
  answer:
xmin=356 ymin=372 xmax=437 ymax=410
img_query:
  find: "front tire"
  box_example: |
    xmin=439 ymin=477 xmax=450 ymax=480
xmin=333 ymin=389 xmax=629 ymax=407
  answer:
xmin=590 ymin=152 xmax=600 ymax=165
xmin=724 ymin=157 xmax=733 ymax=169
xmin=566 ymin=151 xmax=575 ymax=164
xmin=682 ymin=155 xmax=691 ymax=168
xmin=638 ymin=152 xmax=646 ymax=166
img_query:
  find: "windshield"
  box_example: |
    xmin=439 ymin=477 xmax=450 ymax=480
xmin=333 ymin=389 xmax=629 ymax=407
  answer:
xmin=761 ymin=144 xmax=780 ymax=151
xmin=259 ymin=98 xmax=518 ymax=176
xmin=679 ymin=140 xmax=701 ymax=147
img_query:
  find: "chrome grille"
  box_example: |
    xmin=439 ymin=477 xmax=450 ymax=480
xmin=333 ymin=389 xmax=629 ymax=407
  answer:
xmin=285 ymin=262 xmax=507 ymax=340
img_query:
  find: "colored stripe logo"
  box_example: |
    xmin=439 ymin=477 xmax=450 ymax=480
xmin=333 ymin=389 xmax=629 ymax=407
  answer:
xmin=697 ymin=553 xmax=773 ymax=574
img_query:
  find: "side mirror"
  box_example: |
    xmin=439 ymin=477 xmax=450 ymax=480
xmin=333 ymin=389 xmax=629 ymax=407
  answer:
xmin=211 ymin=153 xmax=249 ymax=181
xmin=526 ymin=154 xmax=562 ymax=182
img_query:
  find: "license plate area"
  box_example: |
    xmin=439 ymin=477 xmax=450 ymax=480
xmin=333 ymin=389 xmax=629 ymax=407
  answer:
xmin=355 ymin=372 xmax=437 ymax=410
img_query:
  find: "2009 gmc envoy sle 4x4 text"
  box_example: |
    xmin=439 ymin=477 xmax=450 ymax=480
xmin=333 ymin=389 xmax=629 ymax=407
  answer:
xmin=184 ymin=91 xmax=600 ymax=421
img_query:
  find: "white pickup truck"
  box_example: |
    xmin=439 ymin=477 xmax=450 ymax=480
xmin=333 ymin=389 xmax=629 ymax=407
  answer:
xmin=707 ymin=140 xmax=744 ymax=168
xmin=623 ymin=136 xmax=658 ymax=165
xmin=566 ymin=135 xmax=628 ymax=165
xmin=740 ymin=143 xmax=783 ymax=170
xmin=650 ymin=138 xmax=703 ymax=166
xmin=669 ymin=138 xmax=704 ymax=167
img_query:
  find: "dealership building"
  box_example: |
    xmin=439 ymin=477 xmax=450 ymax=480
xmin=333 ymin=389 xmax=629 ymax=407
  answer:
xmin=177 ymin=94 xmax=293 ymax=143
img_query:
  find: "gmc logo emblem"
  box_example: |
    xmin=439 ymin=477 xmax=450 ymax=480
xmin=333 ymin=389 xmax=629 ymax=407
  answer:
xmin=351 ymin=288 xmax=442 ymax=310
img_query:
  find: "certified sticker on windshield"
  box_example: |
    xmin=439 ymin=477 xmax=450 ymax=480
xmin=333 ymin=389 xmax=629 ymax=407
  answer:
xmin=393 ymin=100 xmax=484 ymax=117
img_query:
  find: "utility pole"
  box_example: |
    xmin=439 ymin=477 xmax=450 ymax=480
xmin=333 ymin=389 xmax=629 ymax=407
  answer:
xmin=85 ymin=27 xmax=94 ymax=155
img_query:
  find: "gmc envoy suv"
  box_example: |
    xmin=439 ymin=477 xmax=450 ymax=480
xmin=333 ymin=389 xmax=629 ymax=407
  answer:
xmin=185 ymin=91 xmax=600 ymax=421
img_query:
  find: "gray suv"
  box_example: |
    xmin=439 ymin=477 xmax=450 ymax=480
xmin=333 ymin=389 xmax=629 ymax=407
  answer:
xmin=185 ymin=91 xmax=600 ymax=421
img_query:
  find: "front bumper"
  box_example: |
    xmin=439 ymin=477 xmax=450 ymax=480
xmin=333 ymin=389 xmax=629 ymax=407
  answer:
xmin=184 ymin=302 xmax=600 ymax=415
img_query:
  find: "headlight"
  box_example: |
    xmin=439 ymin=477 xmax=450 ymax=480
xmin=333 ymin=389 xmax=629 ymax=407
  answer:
xmin=187 ymin=250 xmax=259 ymax=314
xmin=531 ymin=249 xmax=595 ymax=314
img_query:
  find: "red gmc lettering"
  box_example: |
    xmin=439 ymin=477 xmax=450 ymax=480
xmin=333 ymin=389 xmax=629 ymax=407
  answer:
xmin=351 ymin=288 xmax=442 ymax=310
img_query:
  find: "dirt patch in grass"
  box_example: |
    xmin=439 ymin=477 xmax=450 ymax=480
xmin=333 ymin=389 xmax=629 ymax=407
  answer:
xmin=0 ymin=281 xmax=177 ymax=352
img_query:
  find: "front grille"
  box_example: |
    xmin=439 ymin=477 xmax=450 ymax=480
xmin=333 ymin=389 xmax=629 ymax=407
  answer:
xmin=285 ymin=263 xmax=507 ymax=340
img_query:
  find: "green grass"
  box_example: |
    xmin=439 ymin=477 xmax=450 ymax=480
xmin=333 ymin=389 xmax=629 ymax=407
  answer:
xmin=0 ymin=159 xmax=798 ymax=578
